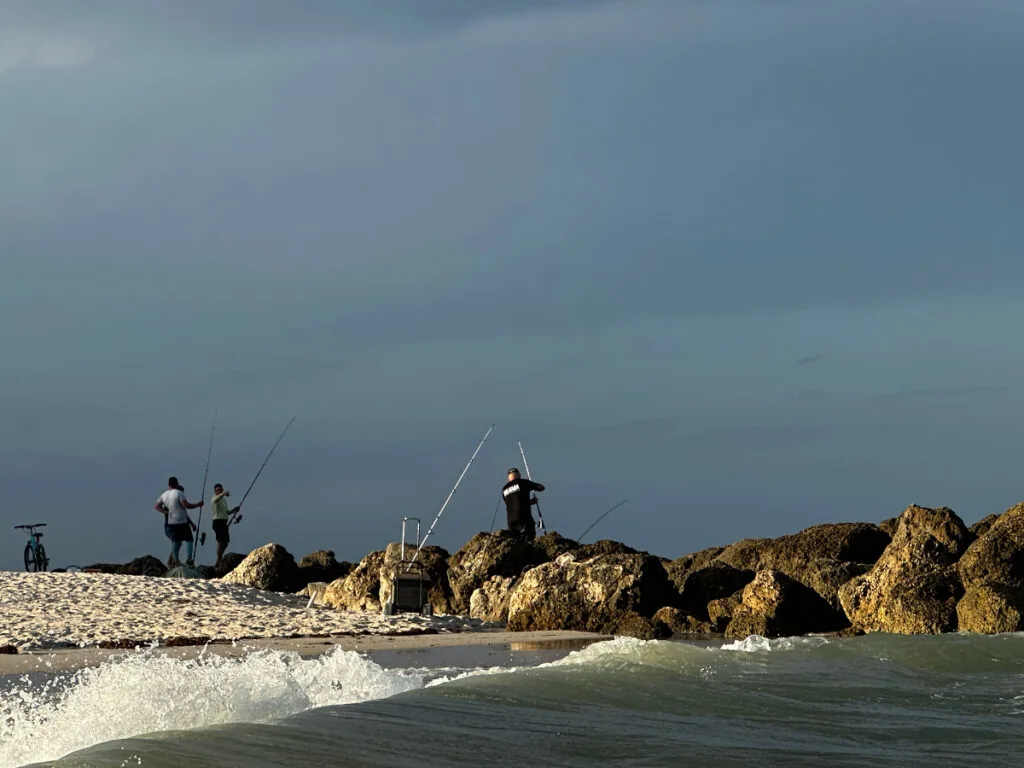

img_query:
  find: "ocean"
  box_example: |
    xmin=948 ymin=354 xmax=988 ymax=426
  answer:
xmin=2 ymin=633 xmax=1021 ymax=767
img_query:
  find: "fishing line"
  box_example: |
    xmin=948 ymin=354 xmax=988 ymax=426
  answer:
xmin=228 ymin=416 xmax=296 ymax=527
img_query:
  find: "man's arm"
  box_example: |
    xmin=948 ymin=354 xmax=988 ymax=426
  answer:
xmin=184 ymin=499 xmax=204 ymax=509
xmin=154 ymin=502 xmax=167 ymax=514
xmin=528 ymin=480 xmax=545 ymax=493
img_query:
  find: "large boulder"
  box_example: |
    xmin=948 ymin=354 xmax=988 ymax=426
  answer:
xmin=506 ymin=552 xmax=677 ymax=636
xmin=379 ymin=542 xmax=453 ymax=614
xmin=601 ymin=612 xmax=672 ymax=640
xmin=533 ymin=531 xmax=580 ymax=561
xmin=652 ymin=606 xmax=712 ymax=634
xmin=708 ymin=590 xmax=744 ymax=632
xmin=447 ymin=532 xmax=548 ymax=615
xmin=469 ymin=575 xmax=516 ymax=622
xmin=676 ymin=562 xmax=755 ymax=620
xmin=725 ymin=569 xmax=847 ymax=639
xmin=297 ymin=550 xmax=352 ymax=590
xmin=716 ymin=522 xmax=891 ymax=607
xmin=956 ymin=584 xmax=1024 ymax=634
xmin=969 ymin=514 xmax=1001 ymax=540
xmin=574 ymin=539 xmax=641 ymax=559
xmin=221 ymin=543 xmax=300 ymax=592
xmin=118 ymin=556 xmax=167 ymax=577
xmin=838 ymin=505 xmax=970 ymax=634
xmin=958 ymin=503 xmax=1024 ymax=590
xmin=665 ymin=547 xmax=725 ymax=592
xmin=955 ymin=503 xmax=1024 ymax=634
xmin=215 ymin=552 xmax=246 ymax=577
xmin=323 ymin=550 xmax=386 ymax=612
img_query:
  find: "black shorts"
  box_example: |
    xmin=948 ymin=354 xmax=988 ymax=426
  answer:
xmin=213 ymin=519 xmax=230 ymax=544
xmin=169 ymin=523 xmax=193 ymax=543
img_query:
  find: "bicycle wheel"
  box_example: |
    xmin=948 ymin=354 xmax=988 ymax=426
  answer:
xmin=37 ymin=545 xmax=48 ymax=572
xmin=24 ymin=543 xmax=36 ymax=572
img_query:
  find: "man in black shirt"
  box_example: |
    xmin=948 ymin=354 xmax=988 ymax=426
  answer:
xmin=502 ymin=467 xmax=545 ymax=541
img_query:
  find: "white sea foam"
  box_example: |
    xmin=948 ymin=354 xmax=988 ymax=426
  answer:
xmin=720 ymin=634 xmax=830 ymax=653
xmin=0 ymin=646 xmax=426 ymax=768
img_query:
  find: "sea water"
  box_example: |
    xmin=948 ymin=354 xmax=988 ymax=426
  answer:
xmin=2 ymin=633 xmax=1022 ymax=767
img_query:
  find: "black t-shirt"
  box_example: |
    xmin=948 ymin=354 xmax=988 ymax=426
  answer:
xmin=502 ymin=478 xmax=544 ymax=525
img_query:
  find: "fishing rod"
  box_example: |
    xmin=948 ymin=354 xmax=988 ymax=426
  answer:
xmin=489 ymin=495 xmax=502 ymax=531
xmin=406 ymin=423 xmax=495 ymax=570
xmin=577 ymin=498 xmax=629 ymax=543
xmin=228 ymin=416 xmax=296 ymax=527
xmin=517 ymin=440 xmax=545 ymax=533
xmin=192 ymin=412 xmax=217 ymax=553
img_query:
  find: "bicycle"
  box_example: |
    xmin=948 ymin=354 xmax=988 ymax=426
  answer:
xmin=15 ymin=523 xmax=49 ymax=572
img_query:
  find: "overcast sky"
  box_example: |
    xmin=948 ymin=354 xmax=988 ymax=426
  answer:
xmin=2 ymin=0 xmax=1023 ymax=572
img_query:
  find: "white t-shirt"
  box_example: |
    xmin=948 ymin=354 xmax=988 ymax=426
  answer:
xmin=158 ymin=488 xmax=189 ymax=525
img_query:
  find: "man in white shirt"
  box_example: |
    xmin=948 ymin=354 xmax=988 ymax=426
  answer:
xmin=154 ymin=476 xmax=204 ymax=567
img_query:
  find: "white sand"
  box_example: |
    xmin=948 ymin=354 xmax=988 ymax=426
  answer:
xmin=0 ymin=571 xmax=491 ymax=651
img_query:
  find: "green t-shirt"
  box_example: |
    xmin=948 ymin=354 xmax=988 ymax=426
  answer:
xmin=211 ymin=493 xmax=231 ymax=521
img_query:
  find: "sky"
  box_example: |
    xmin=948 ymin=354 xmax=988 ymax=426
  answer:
xmin=2 ymin=0 xmax=1024 ymax=571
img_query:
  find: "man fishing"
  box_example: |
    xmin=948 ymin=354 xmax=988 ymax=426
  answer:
xmin=502 ymin=467 xmax=545 ymax=541
xmin=154 ymin=476 xmax=203 ymax=567
xmin=210 ymin=483 xmax=241 ymax=570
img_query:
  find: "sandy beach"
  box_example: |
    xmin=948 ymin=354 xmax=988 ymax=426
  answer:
xmin=0 ymin=570 xmax=610 ymax=674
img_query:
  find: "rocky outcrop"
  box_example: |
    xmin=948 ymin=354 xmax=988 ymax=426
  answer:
xmin=880 ymin=517 xmax=899 ymax=537
xmin=708 ymin=590 xmax=744 ymax=632
xmin=574 ymin=540 xmax=641 ymax=559
xmin=323 ymin=551 xmax=386 ymax=611
xmin=725 ymin=569 xmax=847 ymax=639
xmin=969 ymin=514 xmax=1001 ymax=539
xmin=469 ymin=576 xmax=515 ymax=622
xmin=956 ymin=584 xmax=1024 ymax=634
xmin=297 ymin=551 xmax=352 ymax=589
xmin=119 ymin=556 xmax=167 ymax=577
xmin=958 ymin=503 xmax=1024 ymax=589
xmin=506 ymin=552 xmax=677 ymax=638
xmin=220 ymin=543 xmax=299 ymax=592
xmin=665 ymin=547 xmax=725 ymax=592
xmin=839 ymin=506 xmax=970 ymax=634
xmin=954 ymin=503 xmax=1024 ymax=633
xmin=533 ymin=532 xmax=580 ymax=561
xmin=379 ymin=542 xmax=453 ymax=614
xmin=676 ymin=562 xmax=755 ymax=620
xmin=716 ymin=522 xmax=891 ymax=607
xmin=447 ymin=532 xmax=548 ymax=614
xmin=652 ymin=606 xmax=712 ymax=634
xmin=601 ymin=612 xmax=672 ymax=640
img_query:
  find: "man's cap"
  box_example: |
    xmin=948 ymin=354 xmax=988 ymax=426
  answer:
xmin=507 ymin=467 xmax=520 ymax=475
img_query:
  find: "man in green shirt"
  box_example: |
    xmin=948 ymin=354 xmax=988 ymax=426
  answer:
xmin=211 ymin=483 xmax=241 ymax=570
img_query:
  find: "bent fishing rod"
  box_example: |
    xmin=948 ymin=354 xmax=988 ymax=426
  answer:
xmin=193 ymin=411 xmax=217 ymax=553
xmin=577 ymin=499 xmax=629 ymax=543
xmin=406 ymin=423 xmax=495 ymax=570
xmin=228 ymin=416 xmax=296 ymax=527
xmin=517 ymin=440 xmax=545 ymax=533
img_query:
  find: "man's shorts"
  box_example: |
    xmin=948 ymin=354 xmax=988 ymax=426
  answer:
xmin=168 ymin=523 xmax=193 ymax=543
xmin=213 ymin=519 xmax=230 ymax=544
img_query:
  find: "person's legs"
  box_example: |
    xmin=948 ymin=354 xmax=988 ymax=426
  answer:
xmin=183 ymin=536 xmax=195 ymax=565
xmin=170 ymin=539 xmax=182 ymax=566
xmin=524 ymin=519 xmax=537 ymax=542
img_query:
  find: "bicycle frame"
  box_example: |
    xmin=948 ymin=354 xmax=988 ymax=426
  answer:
xmin=16 ymin=523 xmax=49 ymax=572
